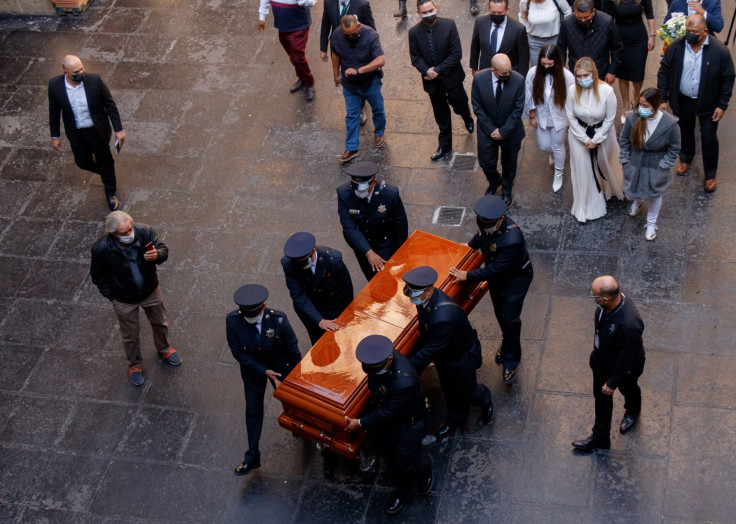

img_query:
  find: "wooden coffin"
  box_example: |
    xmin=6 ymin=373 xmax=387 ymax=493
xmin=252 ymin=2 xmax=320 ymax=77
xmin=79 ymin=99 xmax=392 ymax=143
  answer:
xmin=274 ymin=230 xmax=488 ymax=459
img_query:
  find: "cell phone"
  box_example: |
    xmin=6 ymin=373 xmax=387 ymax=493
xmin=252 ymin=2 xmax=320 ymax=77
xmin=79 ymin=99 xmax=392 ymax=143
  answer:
xmin=144 ymin=242 xmax=155 ymax=252
xmin=114 ymin=139 xmax=121 ymax=155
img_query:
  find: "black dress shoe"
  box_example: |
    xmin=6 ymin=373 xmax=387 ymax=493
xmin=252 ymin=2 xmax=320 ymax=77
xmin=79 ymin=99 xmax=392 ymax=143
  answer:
xmin=571 ymin=435 xmax=610 ymax=451
xmin=465 ymin=120 xmax=475 ymax=133
xmin=108 ymin=195 xmax=119 ymax=211
xmin=290 ymin=79 xmax=304 ymax=93
xmin=481 ymin=400 xmax=494 ymax=422
xmin=502 ymin=368 xmax=515 ymax=384
xmin=234 ymin=460 xmax=261 ymax=476
xmin=502 ymin=193 xmax=513 ymax=208
xmin=469 ymin=0 xmax=479 ymax=14
xmin=619 ymin=412 xmax=639 ymax=434
xmin=495 ymin=346 xmax=503 ymax=365
xmin=386 ymin=494 xmax=406 ymax=514
xmin=437 ymin=423 xmax=458 ymax=438
xmin=431 ymin=146 xmax=451 ymax=162
xmin=418 ymin=462 xmax=434 ymax=494
xmin=484 ymin=184 xmax=497 ymax=196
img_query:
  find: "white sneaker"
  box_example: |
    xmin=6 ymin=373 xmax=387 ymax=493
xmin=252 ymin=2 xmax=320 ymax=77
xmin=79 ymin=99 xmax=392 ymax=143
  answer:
xmin=629 ymin=201 xmax=641 ymax=216
xmin=645 ymin=224 xmax=657 ymax=241
xmin=548 ymin=154 xmax=554 ymax=166
xmin=552 ymin=170 xmax=563 ymax=193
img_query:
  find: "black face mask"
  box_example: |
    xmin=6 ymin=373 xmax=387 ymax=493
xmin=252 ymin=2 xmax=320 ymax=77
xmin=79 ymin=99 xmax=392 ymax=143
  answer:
xmin=685 ymin=32 xmax=701 ymax=45
xmin=346 ymin=33 xmax=360 ymax=44
xmin=71 ymin=72 xmax=84 ymax=83
xmin=421 ymin=14 xmax=437 ymax=25
xmin=490 ymin=14 xmax=506 ymax=25
xmin=543 ymin=65 xmax=555 ymax=75
xmin=576 ymin=18 xmax=593 ymax=30
xmin=497 ymin=74 xmax=510 ymax=83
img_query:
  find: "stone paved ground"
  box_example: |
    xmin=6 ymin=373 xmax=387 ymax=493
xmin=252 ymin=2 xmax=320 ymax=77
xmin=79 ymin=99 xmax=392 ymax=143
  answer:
xmin=1 ymin=0 xmax=735 ymax=522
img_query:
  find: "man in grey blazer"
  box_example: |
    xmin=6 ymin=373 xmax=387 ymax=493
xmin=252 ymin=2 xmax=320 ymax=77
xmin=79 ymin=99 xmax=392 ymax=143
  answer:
xmin=469 ymin=0 xmax=530 ymax=76
xmin=471 ymin=54 xmax=526 ymax=207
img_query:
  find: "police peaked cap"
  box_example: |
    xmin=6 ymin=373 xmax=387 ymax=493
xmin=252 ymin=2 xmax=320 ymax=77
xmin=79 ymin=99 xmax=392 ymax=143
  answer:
xmin=284 ymin=232 xmax=316 ymax=259
xmin=344 ymin=160 xmax=379 ymax=180
xmin=356 ymin=335 xmax=394 ymax=365
xmin=402 ymin=266 xmax=438 ymax=290
xmin=473 ymin=195 xmax=507 ymax=221
xmin=233 ymin=284 xmax=269 ymax=309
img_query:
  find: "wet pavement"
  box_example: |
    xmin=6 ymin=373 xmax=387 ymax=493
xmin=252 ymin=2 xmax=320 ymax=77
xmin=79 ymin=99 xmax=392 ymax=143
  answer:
xmin=0 ymin=0 xmax=735 ymax=522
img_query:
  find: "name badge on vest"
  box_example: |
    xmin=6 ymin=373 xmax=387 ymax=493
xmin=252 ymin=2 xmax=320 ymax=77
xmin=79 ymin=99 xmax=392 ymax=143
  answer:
xmin=350 ymin=209 xmax=360 ymax=214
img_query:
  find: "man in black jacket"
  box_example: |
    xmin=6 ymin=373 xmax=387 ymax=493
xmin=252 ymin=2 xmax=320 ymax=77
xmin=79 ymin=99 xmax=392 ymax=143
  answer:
xmin=469 ymin=0 xmax=530 ymax=76
xmin=281 ymin=232 xmax=354 ymax=345
xmin=48 ymin=55 xmax=125 ymax=211
xmin=572 ymin=276 xmax=646 ymax=452
xmin=450 ymin=195 xmax=533 ymax=384
xmin=228 ymin=284 xmax=302 ymax=476
xmin=410 ymin=0 xmax=475 ymax=161
xmin=337 ymin=161 xmax=408 ymax=281
xmin=402 ymin=267 xmax=493 ymax=437
xmin=657 ymin=13 xmax=735 ymax=192
xmin=557 ymin=0 xmax=623 ymax=83
xmin=90 ymin=211 xmax=181 ymax=386
xmin=346 ymin=335 xmax=433 ymax=515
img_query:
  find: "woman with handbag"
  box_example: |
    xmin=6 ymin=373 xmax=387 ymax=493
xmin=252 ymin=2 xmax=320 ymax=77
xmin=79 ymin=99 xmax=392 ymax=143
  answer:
xmin=566 ymin=57 xmax=624 ymax=223
xmin=619 ymin=88 xmax=681 ymax=240
xmin=519 ymin=0 xmax=572 ymax=67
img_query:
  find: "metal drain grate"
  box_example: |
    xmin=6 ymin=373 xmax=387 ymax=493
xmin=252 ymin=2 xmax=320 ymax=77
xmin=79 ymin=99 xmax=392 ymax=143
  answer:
xmin=450 ymin=153 xmax=477 ymax=171
xmin=433 ymin=206 xmax=466 ymax=226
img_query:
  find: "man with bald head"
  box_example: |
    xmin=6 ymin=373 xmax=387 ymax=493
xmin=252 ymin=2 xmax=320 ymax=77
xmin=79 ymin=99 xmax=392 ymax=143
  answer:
xmin=572 ymin=276 xmax=646 ymax=452
xmin=49 ymin=55 xmax=125 ymax=210
xmin=657 ymin=13 xmax=734 ymax=192
xmin=471 ymin=53 xmax=526 ymax=207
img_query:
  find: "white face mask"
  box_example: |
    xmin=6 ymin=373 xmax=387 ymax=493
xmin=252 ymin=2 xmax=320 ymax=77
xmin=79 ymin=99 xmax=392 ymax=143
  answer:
xmin=303 ymin=251 xmax=316 ymax=269
xmin=244 ymin=311 xmax=264 ymax=324
xmin=375 ymin=368 xmax=388 ymax=375
xmin=354 ymin=180 xmax=373 ymax=199
xmin=118 ymin=230 xmax=135 ymax=244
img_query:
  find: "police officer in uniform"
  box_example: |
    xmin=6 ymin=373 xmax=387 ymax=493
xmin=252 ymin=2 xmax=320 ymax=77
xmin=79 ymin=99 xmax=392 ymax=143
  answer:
xmin=281 ymin=232 xmax=354 ymax=345
xmin=346 ymin=335 xmax=433 ymax=515
xmin=402 ymin=266 xmax=493 ymax=437
xmin=337 ymin=161 xmax=409 ymax=282
xmin=227 ymin=284 xmax=303 ymax=476
xmin=572 ymin=275 xmax=645 ymax=452
xmin=450 ymin=195 xmax=532 ymax=384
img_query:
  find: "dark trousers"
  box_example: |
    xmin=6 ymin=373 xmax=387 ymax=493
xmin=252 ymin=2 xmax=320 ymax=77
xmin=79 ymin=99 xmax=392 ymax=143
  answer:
xmin=489 ymin=275 xmax=532 ymax=370
xmin=478 ymin=138 xmax=522 ymax=196
xmin=241 ymin=368 xmax=272 ymax=464
xmin=436 ymin=363 xmax=492 ymax=426
xmin=72 ymin=127 xmax=116 ymax=198
xmin=675 ymin=96 xmax=720 ymax=180
xmin=428 ymin=83 xmax=472 ymax=150
xmin=278 ymin=27 xmax=314 ymax=87
xmin=591 ymin=356 xmax=645 ymax=441
xmin=380 ymin=420 xmax=431 ymax=497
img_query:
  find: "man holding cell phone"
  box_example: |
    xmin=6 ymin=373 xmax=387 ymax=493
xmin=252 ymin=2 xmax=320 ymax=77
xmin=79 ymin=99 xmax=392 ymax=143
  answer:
xmin=90 ymin=211 xmax=182 ymax=386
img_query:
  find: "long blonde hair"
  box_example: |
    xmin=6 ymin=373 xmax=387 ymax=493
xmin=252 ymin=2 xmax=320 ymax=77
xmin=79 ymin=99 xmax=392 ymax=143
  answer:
xmin=573 ymin=57 xmax=601 ymax=104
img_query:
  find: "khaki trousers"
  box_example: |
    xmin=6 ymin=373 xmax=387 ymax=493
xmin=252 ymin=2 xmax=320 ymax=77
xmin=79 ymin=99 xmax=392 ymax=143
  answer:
xmin=111 ymin=286 xmax=170 ymax=367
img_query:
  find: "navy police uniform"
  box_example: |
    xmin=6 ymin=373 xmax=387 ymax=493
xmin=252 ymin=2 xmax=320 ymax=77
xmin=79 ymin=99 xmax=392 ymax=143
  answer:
xmin=403 ymin=267 xmax=493 ymax=429
xmin=337 ymin=161 xmax=408 ymax=281
xmin=356 ymin=336 xmax=432 ymax=510
xmin=590 ymin=294 xmax=645 ymax=443
xmin=227 ymin=285 xmax=302 ymax=474
xmin=466 ymin=195 xmax=532 ymax=374
xmin=281 ymin=232 xmax=354 ymax=345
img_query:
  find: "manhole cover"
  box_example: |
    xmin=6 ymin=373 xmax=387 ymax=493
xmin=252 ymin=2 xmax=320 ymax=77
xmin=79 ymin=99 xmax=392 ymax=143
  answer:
xmin=433 ymin=206 xmax=465 ymax=226
xmin=450 ymin=153 xmax=477 ymax=171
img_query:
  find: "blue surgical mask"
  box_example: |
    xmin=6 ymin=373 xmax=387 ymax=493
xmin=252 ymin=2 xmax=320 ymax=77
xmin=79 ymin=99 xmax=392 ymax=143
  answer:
xmin=638 ymin=107 xmax=653 ymax=118
xmin=577 ymin=77 xmax=593 ymax=88
xmin=410 ymin=296 xmax=423 ymax=305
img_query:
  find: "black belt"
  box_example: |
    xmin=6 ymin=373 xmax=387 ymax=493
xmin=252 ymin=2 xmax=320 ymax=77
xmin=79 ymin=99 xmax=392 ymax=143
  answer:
xmin=577 ymin=118 xmax=607 ymax=193
xmin=679 ymin=93 xmax=698 ymax=102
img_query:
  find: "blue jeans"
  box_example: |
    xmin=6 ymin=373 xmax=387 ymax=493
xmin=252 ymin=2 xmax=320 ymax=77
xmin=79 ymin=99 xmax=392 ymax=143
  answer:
xmin=343 ymin=76 xmax=386 ymax=151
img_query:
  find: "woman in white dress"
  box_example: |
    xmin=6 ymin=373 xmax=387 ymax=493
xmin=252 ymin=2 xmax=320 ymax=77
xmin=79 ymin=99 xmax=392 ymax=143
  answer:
xmin=565 ymin=57 xmax=624 ymax=223
xmin=524 ymin=44 xmax=575 ymax=192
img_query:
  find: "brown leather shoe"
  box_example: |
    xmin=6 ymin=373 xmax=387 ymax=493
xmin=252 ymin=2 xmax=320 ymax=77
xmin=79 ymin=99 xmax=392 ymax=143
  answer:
xmin=374 ymin=134 xmax=385 ymax=148
xmin=704 ymin=178 xmax=717 ymax=192
xmin=338 ymin=150 xmax=359 ymax=163
xmin=676 ymin=161 xmax=690 ymax=175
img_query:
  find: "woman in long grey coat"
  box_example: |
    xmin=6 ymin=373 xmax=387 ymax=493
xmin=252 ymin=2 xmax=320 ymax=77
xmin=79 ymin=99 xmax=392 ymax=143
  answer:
xmin=619 ymin=87 xmax=681 ymax=241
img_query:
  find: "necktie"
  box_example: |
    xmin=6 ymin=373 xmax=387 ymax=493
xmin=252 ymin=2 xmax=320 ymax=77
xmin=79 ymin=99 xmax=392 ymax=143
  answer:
xmin=495 ymin=80 xmax=502 ymax=103
xmin=490 ymin=24 xmax=498 ymax=56
xmin=340 ymin=2 xmax=348 ymax=16
xmin=427 ymin=27 xmax=437 ymax=66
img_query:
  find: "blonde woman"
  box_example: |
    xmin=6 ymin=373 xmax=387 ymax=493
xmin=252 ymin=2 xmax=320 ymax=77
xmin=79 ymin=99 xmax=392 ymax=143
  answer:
xmin=565 ymin=57 xmax=624 ymax=223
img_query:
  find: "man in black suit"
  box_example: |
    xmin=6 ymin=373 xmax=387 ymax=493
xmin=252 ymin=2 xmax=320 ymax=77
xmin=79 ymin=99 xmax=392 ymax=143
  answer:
xmin=337 ymin=161 xmax=408 ymax=281
xmin=281 ymin=232 xmax=354 ymax=345
xmin=228 ymin=284 xmax=302 ymax=476
xmin=557 ymin=0 xmax=623 ymax=84
xmin=469 ymin=0 xmax=530 ymax=76
xmin=658 ymin=13 xmax=735 ymax=192
xmin=410 ymin=0 xmax=475 ymax=161
xmin=471 ymin=54 xmax=526 ymax=207
xmin=49 ymin=55 xmax=125 ymax=211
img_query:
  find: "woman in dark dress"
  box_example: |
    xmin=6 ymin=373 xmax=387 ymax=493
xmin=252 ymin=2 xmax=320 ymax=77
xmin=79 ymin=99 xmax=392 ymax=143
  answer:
xmin=602 ymin=0 xmax=656 ymax=123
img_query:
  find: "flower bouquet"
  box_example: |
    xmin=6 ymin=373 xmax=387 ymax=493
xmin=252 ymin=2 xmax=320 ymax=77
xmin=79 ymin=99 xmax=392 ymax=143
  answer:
xmin=657 ymin=13 xmax=687 ymax=54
